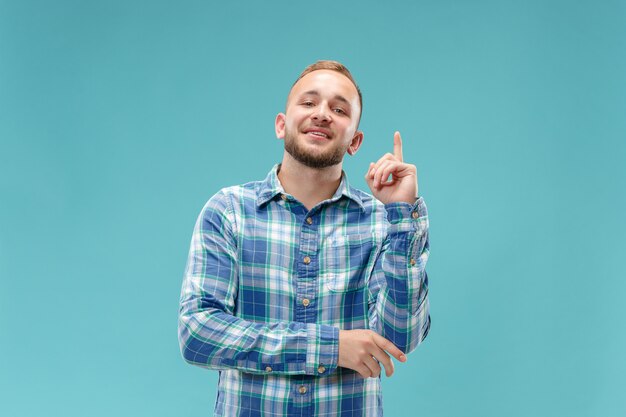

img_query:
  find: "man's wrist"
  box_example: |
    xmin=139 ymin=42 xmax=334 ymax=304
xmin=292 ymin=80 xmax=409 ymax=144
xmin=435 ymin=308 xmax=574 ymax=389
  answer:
xmin=384 ymin=197 xmax=425 ymax=230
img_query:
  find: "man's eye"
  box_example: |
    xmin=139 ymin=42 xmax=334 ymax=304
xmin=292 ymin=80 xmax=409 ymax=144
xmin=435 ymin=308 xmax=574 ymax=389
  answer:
xmin=333 ymin=108 xmax=346 ymax=114
xmin=302 ymin=101 xmax=314 ymax=107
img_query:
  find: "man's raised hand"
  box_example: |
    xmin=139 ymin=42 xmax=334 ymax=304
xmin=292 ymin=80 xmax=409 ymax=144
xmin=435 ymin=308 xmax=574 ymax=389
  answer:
xmin=365 ymin=131 xmax=418 ymax=205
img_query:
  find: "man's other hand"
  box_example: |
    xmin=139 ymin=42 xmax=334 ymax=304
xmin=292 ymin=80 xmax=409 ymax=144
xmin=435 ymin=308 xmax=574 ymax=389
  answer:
xmin=338 ymin=329 xmax=407 ymax=378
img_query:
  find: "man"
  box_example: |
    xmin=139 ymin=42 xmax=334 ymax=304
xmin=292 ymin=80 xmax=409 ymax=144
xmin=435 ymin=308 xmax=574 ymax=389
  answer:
xmin=178 ymin=60 xmax=430 ymax=417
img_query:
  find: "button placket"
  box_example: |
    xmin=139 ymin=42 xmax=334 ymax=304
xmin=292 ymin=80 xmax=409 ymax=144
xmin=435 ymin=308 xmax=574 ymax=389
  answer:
xmin=295 ymin=212 xmax=319 ymax=324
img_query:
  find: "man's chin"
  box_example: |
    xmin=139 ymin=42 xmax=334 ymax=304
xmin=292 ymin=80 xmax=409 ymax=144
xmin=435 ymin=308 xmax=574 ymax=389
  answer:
xmin=285 ymin=149 xmax=344 ymax=169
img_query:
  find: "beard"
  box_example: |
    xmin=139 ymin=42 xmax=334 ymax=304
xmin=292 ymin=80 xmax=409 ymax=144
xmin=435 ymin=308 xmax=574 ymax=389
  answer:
xmin=283 ymin=129 xmax=348 ymax=169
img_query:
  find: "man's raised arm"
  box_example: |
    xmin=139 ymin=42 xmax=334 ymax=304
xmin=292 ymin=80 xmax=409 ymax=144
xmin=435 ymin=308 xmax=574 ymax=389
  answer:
xmin=364 ymin=131 xmax=431 ymax=354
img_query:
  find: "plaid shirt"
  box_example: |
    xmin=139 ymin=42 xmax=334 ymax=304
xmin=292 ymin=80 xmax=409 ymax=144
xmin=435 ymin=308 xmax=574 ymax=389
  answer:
xmin=178 ymin=164 xmax=430 ymax=417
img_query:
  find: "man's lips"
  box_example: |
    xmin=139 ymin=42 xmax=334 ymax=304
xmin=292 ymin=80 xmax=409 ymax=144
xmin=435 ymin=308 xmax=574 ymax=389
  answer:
xmin=303 ymin=128 xmax=332 ymax=140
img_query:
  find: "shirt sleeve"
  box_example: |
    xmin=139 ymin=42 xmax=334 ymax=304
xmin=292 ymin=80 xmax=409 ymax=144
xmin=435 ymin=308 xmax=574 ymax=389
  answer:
xmin=367 ymin=196 xmax=430 ymax=354
xmin=178 ymin=190 xmax=338 ymax=376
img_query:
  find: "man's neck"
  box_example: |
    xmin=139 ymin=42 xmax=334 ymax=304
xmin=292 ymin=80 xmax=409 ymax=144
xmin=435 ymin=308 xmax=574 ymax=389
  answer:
xmin=277 ymin=153 xmax=343 ymax=211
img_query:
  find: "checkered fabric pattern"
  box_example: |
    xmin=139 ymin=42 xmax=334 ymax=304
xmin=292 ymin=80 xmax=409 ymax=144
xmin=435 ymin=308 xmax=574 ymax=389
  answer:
xmin=178 ymin=164 xmax=430 ymax=417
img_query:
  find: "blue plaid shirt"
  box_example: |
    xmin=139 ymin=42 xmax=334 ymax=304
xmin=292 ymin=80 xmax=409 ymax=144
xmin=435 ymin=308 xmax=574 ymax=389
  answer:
xmin=178 ymin=164 xmax=430 ymax=417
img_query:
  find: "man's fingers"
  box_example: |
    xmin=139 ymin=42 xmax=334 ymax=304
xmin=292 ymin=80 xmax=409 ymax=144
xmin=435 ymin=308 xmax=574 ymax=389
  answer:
xmin=378 ymin=161 xmax=404 ymax=185
xmin=373 ymin=161 xmax=415 ymax=187
xmin=355 ymin=364 xmax=372 ymax=379
xmin=374 ymin=334 xmax=407 ymax=363
xmin=363 ymin=355 xmax=382 ymax=378
xmin=337 ymin=330 xmax=408 ymax=379
xmin=393 ymin=131 xmax=403 ymax=162
xmin=372 ymin=346 xmax=394 ymax=377
xmin=374 ymin=160 xmax=394 ymax=185
xmin=369 ymin=147 xmax=412 ymax=185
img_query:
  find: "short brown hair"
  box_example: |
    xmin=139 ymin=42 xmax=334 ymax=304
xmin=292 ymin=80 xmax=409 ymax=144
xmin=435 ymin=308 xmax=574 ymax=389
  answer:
xmin=291 ymin=60 xmax=363 ymax=122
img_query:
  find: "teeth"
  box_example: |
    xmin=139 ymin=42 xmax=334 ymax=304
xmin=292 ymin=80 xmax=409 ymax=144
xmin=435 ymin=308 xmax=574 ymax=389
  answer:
xmin=310 ymin=131 xmax=328 ymax=138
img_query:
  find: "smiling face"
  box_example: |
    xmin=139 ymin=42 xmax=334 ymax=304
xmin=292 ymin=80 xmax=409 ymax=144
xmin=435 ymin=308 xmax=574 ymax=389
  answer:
xmin=275 ymin=69 xmax=363 ymax=169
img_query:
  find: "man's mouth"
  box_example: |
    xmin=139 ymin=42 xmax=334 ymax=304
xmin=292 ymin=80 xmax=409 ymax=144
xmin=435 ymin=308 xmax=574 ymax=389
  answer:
xmin=303 ymin=129 xmax=331 ymax=139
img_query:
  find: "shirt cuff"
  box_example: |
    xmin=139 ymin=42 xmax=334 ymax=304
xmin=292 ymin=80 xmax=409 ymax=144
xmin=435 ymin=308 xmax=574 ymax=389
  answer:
xmin=306 ymin=324 xmax=339 ymax=376
xmin=384 ymin=197 xmax=427 ymax=234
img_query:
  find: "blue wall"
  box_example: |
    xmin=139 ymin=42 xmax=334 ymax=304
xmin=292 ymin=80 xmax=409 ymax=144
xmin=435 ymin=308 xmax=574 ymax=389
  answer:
xmin=1 ymin=1 xmax=625 ymax=415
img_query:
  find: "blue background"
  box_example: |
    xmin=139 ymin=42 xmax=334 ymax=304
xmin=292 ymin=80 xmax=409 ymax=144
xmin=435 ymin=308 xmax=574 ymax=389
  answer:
xmin=1 ymin=0 xmax=625 ymax=416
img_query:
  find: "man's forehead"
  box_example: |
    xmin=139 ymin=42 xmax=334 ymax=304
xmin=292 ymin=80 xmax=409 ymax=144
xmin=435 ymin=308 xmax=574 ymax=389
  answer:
xmin=288 ymin=70 xmax=360 ymax=103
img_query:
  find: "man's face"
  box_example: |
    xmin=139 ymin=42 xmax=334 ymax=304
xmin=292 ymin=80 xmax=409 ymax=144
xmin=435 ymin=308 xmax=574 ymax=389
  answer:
xmin=275 ymin=70 xmax=363 ymax=169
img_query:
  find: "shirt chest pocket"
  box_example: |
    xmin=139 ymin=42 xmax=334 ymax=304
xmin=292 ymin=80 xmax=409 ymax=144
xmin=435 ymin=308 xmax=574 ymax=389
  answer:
xmin=323 ymin=233 xmax=378 ymax=292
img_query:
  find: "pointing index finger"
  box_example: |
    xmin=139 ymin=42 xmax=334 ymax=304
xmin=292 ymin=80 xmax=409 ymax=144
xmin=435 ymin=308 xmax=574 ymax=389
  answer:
xmin=393 ymin=131 xmax=403 ymax=162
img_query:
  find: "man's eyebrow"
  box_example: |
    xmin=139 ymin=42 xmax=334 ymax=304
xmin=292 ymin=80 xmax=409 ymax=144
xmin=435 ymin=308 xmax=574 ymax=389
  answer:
xmin=301 ymin=90 xmax=351 ymax=106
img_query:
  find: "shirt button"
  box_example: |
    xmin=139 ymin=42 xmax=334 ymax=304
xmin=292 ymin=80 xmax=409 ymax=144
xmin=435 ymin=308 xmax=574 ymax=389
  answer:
xmin=265 ymin=366 xmax=272 ymax=372
xmin=298 ymin=386 xmax=307 ymax=394
xmin=318 ymin=365 xmax=326 ymax=374
xmin=302 ymin=298 xmax=310 ymax=307
xmin=303 ymin=256 xmax=311 ymax=264
xmin=281 ymin=194 xmax=288 ymax=201
xmin=410 ymin=258 xmax=416 ymax=266
xmin=412 ymin=211 xmax=419 ymax=219
xmin=306 ymin=217 xmax=313 ymax=225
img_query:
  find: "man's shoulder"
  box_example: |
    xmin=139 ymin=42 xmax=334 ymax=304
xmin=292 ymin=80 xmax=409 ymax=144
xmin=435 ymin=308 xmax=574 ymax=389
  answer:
xmin=204 ymin=179 xmax=263 ymax=206
xmin=192 ymin=179 xmax=264 ymax=229
xmin=217 ymin=179 xmax=260 ymax=197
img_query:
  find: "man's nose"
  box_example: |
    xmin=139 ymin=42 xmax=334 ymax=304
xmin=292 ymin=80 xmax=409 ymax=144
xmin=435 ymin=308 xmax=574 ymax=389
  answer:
xmin=312 ymin=103 xmax=331 ymax=123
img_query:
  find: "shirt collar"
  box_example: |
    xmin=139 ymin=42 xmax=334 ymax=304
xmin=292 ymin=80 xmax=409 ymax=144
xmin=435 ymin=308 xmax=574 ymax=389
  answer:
xmin=256 ymin=164 xmax=365 ymax=211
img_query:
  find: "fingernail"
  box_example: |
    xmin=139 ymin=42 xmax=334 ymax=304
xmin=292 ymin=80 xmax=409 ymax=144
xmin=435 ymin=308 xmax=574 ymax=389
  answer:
xmin=400 ymin=354 xmax=406 ymax=362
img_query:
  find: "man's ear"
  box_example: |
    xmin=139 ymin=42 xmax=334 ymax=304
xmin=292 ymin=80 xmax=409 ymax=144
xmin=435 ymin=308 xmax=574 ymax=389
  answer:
xmin=275 ymin=113 xmax=286 ymax=139
xmin=347 ymin=131 xmax=364 ymax=156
